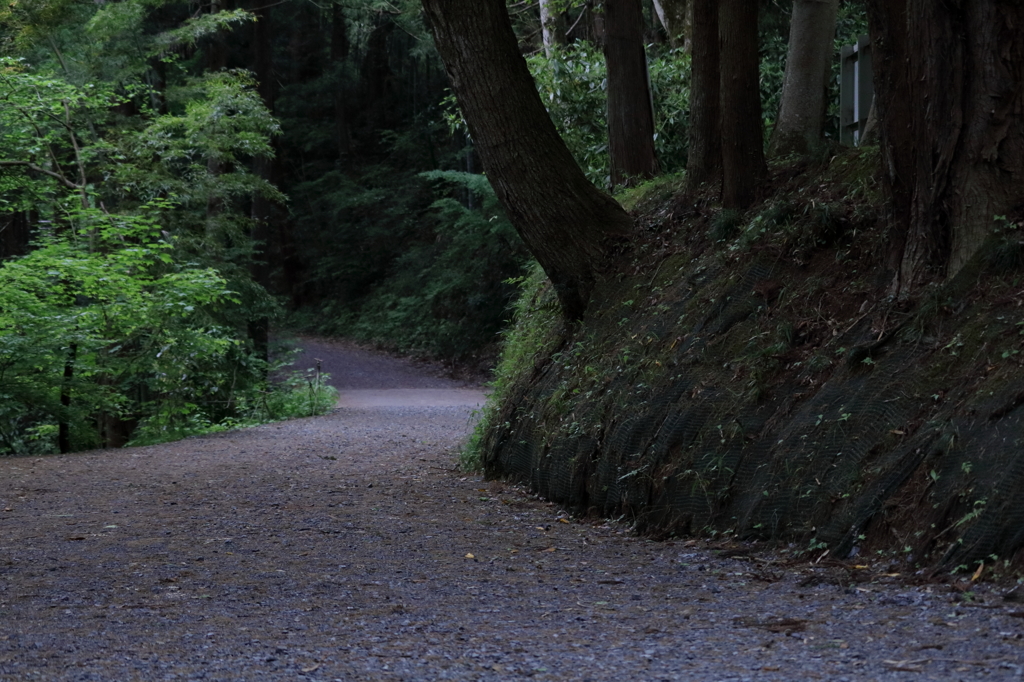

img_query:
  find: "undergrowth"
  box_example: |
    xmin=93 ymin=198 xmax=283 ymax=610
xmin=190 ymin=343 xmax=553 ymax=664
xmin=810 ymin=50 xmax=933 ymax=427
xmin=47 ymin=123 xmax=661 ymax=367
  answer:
xmin=460 ymin=263 xmax=562 ymax=471
xmin=126 ymin=365 xmax=338 ymax=448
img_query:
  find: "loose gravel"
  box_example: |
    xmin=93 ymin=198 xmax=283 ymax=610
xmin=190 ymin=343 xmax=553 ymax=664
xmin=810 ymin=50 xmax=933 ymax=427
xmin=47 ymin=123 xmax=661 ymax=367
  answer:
xmin=1 ymin=339 xmax=1022 ymax=681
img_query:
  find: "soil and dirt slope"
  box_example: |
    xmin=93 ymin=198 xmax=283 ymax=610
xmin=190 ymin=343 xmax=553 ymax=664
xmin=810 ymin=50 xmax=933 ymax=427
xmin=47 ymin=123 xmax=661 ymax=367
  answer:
xmin=1 ymin=338 xmax=1022 ymax=681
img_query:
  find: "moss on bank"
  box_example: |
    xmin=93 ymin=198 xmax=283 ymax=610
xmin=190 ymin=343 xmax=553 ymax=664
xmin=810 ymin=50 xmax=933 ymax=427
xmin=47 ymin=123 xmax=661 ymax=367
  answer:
xmin=475 ymin=147 xmax=1024 ymax=574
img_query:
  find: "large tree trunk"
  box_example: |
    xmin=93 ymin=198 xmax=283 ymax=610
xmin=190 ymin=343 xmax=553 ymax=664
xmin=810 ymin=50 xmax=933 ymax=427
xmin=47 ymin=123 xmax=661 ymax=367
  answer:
xmin=539 ymin=0 xmax=566 ymax=59
xmin=652 ymin=0 xmax=691 ymax=52
xmin=604 ymin=0 xmax=659 ymax=189
xmin=421 ymin=0 xmax=634 ymax=320
xmin=868 ymin=0 xmax=1024 ymax=294
xmin=719 ymin=0 xmax=766 ymax=208
xmin=685 ymin=0 xmax=721 ymax=189
xmin=770 ymin=0 xmax=839 ymax=157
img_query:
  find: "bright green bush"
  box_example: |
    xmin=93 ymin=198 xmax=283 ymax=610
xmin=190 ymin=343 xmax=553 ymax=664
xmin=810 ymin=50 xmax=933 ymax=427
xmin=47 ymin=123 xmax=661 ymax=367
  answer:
xmin=0 ymin=204 xmax=241 ymax=453
xmin=0 ymin=50 xmax=304 ymax=453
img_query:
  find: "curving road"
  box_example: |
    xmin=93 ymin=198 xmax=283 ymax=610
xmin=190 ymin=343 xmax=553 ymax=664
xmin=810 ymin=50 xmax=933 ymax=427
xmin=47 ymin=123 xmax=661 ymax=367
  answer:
xmin=0 ymin=338 xmax=1021 ymax=680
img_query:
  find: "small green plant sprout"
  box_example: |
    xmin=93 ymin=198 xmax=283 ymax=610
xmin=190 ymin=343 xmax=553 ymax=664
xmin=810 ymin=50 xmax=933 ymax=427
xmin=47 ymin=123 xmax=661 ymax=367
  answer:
xmin=943 ymin=334 xmax=965 ymax=356
xmin=954 ymin=498 xmax=988 ymax=529
xmin=808 ymin=537 xmax=828 ymax=552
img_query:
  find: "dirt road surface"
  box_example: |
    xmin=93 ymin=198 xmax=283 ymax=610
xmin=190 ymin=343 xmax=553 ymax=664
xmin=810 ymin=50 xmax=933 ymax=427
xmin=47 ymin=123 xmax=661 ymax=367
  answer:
xmin=1 ymin=338 xmax=1022 ymax=680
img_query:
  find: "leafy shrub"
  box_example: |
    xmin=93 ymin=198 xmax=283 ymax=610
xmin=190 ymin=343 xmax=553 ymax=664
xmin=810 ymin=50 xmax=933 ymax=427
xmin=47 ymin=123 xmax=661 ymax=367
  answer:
xmin=0 ymin=205 xmax=243 ymax=454
xmin=461 ymin=262 xmax=561 ymax=471
xmin=128 ymin=368 xmax=339 ymax=447
xmin=346 ymin=170 xmax=531 ymax=359
xmin=290 ymin=161 xmax=532 ymax=361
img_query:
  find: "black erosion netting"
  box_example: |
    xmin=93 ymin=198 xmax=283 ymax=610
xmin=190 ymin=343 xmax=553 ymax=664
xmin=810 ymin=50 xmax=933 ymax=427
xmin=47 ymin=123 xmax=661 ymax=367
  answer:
xmin=482 ymin=255 xmax=1024 ymax=571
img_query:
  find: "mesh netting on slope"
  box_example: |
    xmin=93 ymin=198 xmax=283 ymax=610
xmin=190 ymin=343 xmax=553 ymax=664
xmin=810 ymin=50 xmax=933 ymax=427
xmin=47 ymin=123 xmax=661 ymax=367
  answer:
xmin=482 ymin=255 xmax=1024 ymax=570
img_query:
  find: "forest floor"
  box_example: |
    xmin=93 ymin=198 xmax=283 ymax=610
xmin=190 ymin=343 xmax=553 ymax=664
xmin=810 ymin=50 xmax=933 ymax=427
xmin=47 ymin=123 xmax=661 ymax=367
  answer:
xmin=1 ymin=337 xmax=1023 ymax=681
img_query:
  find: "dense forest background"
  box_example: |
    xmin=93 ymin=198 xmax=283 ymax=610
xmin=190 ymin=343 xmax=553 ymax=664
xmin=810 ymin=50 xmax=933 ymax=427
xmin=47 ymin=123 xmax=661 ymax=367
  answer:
xmin=0 ymin=0 xmax=868 ymax=455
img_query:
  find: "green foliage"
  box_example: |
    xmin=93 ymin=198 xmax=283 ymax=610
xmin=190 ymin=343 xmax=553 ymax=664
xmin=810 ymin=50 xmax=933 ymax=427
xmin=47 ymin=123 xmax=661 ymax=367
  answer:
xmin=526 ymin=42 xmax=691 ymax=187
xmin=295 ymin=165 xmax=531 ymax=360
xmin=0 ymin=14 xmax=295 ymax=452
xmin=128 ymin=367 xmax=339 ymax=447
xmin=0 ymin=204 xmax=240 ymax=454
xmin=461 ymin=263 xmax=561 ymax=471
xmin=758 ymin=2 xmax=791 ymax=133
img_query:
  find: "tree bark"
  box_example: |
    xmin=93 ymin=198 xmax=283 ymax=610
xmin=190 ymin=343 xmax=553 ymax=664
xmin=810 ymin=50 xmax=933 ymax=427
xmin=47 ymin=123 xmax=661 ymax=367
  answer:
xmin=604 ymin=0 xmax=659 ymax=189
xmin=719 ymin=0 xmax=766 ymax=209
xmin=421 ymin=0 xmax=634 ymax=319
xmin=539 ymin=0 xmax=566 ymax=59
xmin=868 ymin=0 xmax=1024 ymax=293
xmin=0 ymin=211 xmax=31 ymax=261
xmin=652 ymin=0 xmax=691 ymax=52
xmin=770 ymin=0 xmax=839 ymax=157
xmin=685 ymin=0 xmax=721 ymax=190
xmin=58 ymin=342 xmax=76 ymax=454
xmin=331 ymin=4 xmax=353 ymax=156
xmin=249 ymin=1 xmax=278 ymax=368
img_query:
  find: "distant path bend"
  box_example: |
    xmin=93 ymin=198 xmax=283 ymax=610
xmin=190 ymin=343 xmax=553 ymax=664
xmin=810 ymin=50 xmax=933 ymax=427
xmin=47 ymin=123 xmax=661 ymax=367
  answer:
xmin=287 ymin=336 xmax=487 ymax=409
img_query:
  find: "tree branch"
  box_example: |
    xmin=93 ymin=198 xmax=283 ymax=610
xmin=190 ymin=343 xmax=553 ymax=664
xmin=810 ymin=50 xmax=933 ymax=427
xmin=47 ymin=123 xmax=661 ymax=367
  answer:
xmin=0 ymin=160 xmax=84 ymax=190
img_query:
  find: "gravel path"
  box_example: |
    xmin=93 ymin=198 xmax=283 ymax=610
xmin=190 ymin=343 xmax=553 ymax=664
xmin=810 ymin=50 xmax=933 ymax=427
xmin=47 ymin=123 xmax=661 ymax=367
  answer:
xmin=1 ymin=338 xmax=1022 ymax=681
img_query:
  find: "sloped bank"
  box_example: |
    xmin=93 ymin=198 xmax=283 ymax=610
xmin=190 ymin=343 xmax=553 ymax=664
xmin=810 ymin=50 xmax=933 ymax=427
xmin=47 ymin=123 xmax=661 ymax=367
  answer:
xmin=479 ymin=149 xmax=1024 ymax=572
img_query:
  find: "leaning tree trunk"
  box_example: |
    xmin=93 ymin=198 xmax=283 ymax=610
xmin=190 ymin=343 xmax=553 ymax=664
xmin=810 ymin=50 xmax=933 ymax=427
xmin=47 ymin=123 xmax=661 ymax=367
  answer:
xmin=719 ymin=0 xmax=766 ymax=208
xmin=685 ymin=0 xmax=721 ymax=189
xmin=868 ymin=0 xmax=1024 ymax=294
xmin=604 ymin=0 xmax=659 ymax=189
xmin=421 ymin=0 xmax=634 ymax=320
xmin=770 ymin=0 xmax=839 ymax=157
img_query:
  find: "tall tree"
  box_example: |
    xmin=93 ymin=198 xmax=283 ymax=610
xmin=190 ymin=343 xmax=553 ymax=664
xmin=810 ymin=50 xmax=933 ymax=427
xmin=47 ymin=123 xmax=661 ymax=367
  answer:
xmin=249 ymin=1 xmax=278 ymax=365
xmin=686 ymin=0 xmax=721 ymax=189
xmin=604 ymin=0 xmax=659 ymax=189
xmin=652 ymin=0 xmax=691 ymax=51
xmin=867 ymin=0 xmax=1024 ymax=293
xmin=719 ymin=0 xmax=766 ymax=208
xmin=331 ymin=3 xmax=353 ymax=156
xmin=770 ymin=0 xmax=839 ymax=157
xmin=539 ymin=0 xmax=566 ymax=59
xmin=421 ymin=0 xmax=634 ymax=319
